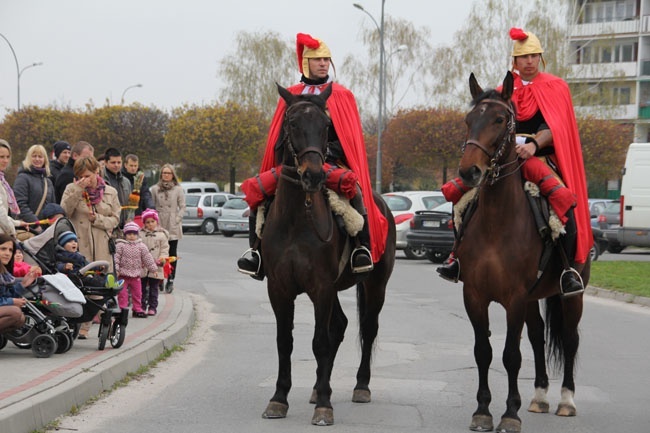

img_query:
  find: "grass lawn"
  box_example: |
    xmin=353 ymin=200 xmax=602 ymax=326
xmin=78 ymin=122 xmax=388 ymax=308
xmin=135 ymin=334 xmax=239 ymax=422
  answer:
xmin=589 ymin=261 xmax=650 ymax=298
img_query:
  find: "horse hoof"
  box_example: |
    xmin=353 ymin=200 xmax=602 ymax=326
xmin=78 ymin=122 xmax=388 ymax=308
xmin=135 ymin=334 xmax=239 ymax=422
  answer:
xmin=527 ymin=400 xmax=549 ymax=413
xmin=262 ymin=401 xmax=288 ymax=419
xmin=311 ymin=407 xmax=334 ymax=426
xmin=495 ymin=417 xmax=521 ymax=433
xmin=352 ymin=388 xmax=371 ymax=403
xmin=555 ymin=403 xmax=577 ymax=417
xmin=469 ymin=414 xmax=494 ymax=431
xmin=310 ymin=389 xmax=317 ymax=404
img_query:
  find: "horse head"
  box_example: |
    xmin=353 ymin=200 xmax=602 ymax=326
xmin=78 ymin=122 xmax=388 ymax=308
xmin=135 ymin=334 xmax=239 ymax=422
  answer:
xmin=459 ymin=72 xmax=516 ymax=187
xmin=277 ymin=83 xmax=332 ymax=193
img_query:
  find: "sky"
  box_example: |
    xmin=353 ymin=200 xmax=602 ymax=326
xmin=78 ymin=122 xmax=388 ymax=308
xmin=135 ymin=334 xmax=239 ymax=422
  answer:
xmin=0 ymin=0 xmax=474 ymax=114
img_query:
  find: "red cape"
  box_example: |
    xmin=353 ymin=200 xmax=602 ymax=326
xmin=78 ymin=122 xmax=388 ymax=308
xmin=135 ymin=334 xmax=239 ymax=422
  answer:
xmin=261 ymin=82 xmax=388 ymax=262
xmin=512 ymin=72 xmax=593 ymax=263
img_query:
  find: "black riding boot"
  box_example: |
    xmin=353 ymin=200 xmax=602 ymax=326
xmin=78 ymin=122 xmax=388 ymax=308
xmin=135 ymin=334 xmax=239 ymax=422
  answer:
xmin=559 ymin=209 xmax=584 ymax=297
xmin=436 ymin=249 xmax=460 ymax=283
xmin=237 ymin=214 xmax=265 ymax=281
xmin=351 ymin=215 xmax=373 ymax=273
xmin=437 ymin=212 xmax=460 ymax=283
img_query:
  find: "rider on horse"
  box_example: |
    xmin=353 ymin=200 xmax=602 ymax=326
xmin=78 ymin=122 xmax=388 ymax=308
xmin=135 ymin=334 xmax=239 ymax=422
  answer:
xmin=437 ymin=28 xmax=592 ymax=297
xmin=237 ymin=33 xmax=388 ymax=280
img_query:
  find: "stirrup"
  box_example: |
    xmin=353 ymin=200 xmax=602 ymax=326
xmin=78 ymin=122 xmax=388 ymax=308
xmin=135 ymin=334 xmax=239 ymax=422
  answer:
xmin=560 ymin=268 xmax=584 ymax=298
xmin=350 ymin=246 xmax=373 ymax=273
xmin=237 ymin=248 xmax=262 ymax=276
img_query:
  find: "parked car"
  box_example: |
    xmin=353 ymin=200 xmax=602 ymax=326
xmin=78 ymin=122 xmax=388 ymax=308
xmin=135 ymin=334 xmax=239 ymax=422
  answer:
xmin=588 ymin=198 xmax=613 ymax=227
xmin=217 ymin=197 xmax=250 ymax=237
xmin=590 ymin=226 xmax=609 ymax=261
xmin=180 ymin=181 xmax=220 ymax=195
xmin=597 ymin=200 xmax=621 ymax=230
xmin=183 ymin=192 xmax=235 ymax=234
xmin=405 ymin=201 xmax=455 ymax=263
xmin=382 ymin=191 xmax=446 ymax=259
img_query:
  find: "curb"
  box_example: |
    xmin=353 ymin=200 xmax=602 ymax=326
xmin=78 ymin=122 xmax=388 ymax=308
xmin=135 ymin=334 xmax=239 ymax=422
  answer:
xmin=586 ymin=285 xmax=650 ymax=308
xmin=0 ymin=293 xmax=195 ymax=433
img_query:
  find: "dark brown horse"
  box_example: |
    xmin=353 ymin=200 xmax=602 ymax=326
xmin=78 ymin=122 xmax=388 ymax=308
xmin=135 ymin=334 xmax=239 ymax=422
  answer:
xmin=456 ymin=72 xmax=589 ymax=433
xmin=260 ymin=83 xmax=396 ymax=426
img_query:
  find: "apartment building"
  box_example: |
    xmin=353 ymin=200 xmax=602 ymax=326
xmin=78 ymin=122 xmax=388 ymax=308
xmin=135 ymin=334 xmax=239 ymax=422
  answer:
xmin=568 ymin=0 xmax=650 ymax=141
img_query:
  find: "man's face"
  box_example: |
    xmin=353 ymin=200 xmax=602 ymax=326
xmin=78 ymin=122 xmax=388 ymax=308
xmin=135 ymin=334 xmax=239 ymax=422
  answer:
xmin=308 ymin=57 xmax=331 ymax=80
xmin=58 ymin=149 xmax=71 ymax=164
xmin=124 ymin=159 xmax=139 ymax=174
xmin=105 ymin=156 xmax=122 ymax=174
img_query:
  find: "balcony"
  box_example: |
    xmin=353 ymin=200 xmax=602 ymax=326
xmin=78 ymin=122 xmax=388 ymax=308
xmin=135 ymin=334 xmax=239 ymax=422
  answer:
xmin=574 ymin=104 xmax=637 ymax=120
xmin=569 ymin=62 xmax=637 ymax=80
xmin=570 ymin=19 xmax=639 ymax=37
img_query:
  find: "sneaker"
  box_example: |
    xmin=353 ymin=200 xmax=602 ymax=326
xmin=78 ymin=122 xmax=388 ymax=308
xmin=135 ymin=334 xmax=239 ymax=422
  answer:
xmin=147 ymin=309 xmax=156 ymax=316
xmin=105 ymin=274 xmax=115 ymax=288
xmin=132 ymin=311 xmax=147 ymax=318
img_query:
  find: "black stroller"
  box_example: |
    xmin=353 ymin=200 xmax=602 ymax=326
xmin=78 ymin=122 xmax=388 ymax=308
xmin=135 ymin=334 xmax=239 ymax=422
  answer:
xmin=20 ymin=217 xmax=129 ymax=351
xmin=0 ymin=274 xmax=84 ymax=357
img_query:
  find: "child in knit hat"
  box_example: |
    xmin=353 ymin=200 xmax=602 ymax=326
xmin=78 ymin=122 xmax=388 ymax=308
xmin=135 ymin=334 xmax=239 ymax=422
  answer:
xmin=114 ymin=221 xmax=158 ymax=318
xmin=55 ymin=230 xmax=119 ymax=288
xmin=139 ymin=209 xmax=169 ymax=316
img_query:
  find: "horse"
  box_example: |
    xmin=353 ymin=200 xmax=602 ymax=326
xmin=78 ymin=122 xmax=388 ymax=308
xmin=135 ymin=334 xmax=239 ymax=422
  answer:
xmin=260 ymin=83 xmax=396 ymax=426
xmin=455 ymin=72 xmax=589 ymax=433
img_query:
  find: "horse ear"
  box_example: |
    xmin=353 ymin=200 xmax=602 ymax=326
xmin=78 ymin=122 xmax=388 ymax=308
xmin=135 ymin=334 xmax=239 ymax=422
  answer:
xmin=319 ymin=82 xmax=333 ymax=101
xmin=501 ymin=71 xmax=514 ymax=101
xmin=276 ymin=82 xmax=295 ymax=105
xmin=469 ymin=73 xmax=483 ymax=99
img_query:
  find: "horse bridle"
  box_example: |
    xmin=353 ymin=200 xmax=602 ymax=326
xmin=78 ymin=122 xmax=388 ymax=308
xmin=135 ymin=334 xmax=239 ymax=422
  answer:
xmin=281 ymin=101 xmax=330 ymax=178
xmin=462 ymin=98 xmax=522 ymax=185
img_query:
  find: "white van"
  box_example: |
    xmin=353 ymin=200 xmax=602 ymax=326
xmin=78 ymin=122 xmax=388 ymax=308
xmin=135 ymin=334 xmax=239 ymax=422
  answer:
xmin=180 ymin=181 xmax=220 ymax=195
xmin=610 ymin=143 xmax=650 ymax=251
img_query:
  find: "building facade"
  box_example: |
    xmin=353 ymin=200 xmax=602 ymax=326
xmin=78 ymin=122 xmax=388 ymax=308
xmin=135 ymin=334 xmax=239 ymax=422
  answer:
xmin=568 ymin=0 xmax=650 ymax=141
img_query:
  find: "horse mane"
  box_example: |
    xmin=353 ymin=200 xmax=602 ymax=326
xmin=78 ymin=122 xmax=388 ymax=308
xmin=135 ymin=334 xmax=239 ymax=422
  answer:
xmin=470 ymin=87 xmax=517 ymax=117
xmin=470 ymin=88 xmax=505 ymax=107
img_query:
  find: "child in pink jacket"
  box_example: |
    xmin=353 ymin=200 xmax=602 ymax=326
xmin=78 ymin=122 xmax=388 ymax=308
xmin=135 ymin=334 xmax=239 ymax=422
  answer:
xmin=114 ymin=222 xmax=158 ymax=317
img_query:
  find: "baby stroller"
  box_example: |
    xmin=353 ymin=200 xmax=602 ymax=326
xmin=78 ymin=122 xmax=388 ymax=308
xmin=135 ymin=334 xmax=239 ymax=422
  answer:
xmin=21 ymin=217 xmax=129 ymax=351
xmin=0 ymin=274 xmax=83 ymax=358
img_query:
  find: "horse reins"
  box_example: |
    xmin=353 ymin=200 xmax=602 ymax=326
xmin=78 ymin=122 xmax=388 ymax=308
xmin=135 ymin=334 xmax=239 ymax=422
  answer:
xmin=462 ymin=98 xmax=524 ymax=185
xmin=278 ymin=100 xmax=334 ymax=242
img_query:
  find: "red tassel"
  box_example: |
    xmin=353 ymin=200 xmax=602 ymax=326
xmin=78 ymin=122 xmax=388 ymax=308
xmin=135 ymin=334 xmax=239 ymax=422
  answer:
xmin=509 ymin=27 xmax=528 ymax=41
xmin=296 ymin=33 xmax=320 ymax=49
xmin=163 ymin=261 xmax=172 ymax=279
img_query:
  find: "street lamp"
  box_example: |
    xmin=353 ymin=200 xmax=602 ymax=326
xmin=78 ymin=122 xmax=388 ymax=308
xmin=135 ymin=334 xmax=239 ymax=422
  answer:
xmin=354 ymin=1 xmax=385 ymax=193
xmin=121 ymin=83 xmax=143 ymax=104
xmin=18 ymin=62 xmax=44 ymax=110
xmin=1 ymin=32 xmax=43 ymax=110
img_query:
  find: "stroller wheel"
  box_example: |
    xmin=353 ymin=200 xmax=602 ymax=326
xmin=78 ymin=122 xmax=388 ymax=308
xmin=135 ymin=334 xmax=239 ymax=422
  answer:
xmin=97 ymin=322 xmax=110 ymax=351
xmin=110 ymin=321 xmax=126 ymax=348
xmin=12 ymin=340 xmax=31 ymax=349
xmin=55 ymin=331 xmax=73 ymax=354
xmin=32 ymin=334 xmax=58 ymax=358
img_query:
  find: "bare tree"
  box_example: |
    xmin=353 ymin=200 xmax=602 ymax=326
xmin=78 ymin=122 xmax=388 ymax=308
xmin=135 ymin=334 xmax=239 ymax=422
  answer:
xmin=218 ymin=30 xmax=296 ymax=118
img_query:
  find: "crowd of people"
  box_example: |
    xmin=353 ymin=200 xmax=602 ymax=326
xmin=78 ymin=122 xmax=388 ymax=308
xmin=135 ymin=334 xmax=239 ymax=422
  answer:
xmin=0 ymin=138 xmax=186 ymax=338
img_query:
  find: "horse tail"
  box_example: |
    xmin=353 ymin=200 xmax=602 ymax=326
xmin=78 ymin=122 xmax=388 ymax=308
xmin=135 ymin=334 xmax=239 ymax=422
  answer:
xmin=544 ymin=294 xmax=565 ymax=373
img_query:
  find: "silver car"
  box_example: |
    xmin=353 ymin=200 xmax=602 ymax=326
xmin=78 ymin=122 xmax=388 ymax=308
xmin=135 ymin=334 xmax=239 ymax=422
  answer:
xmin=217 ymin=197 xmax=250 ymax=237
xmin=183 ymin=192 xmax=235 ymax=235
xmin=382 ymin=191 xmax=446 ymax=259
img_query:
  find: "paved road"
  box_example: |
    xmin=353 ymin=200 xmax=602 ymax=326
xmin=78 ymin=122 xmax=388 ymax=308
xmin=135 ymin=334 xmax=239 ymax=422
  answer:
xmin=53 ymin=234 xmax=650 ymax=433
